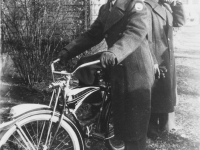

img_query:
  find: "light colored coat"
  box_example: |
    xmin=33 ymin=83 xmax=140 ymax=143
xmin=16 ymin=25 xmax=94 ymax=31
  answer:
xmin=145 ymin=0 xmax=186 ymax=113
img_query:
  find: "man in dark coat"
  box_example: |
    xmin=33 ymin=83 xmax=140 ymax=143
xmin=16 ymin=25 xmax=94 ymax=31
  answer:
xmin=58 ymin=0 xmax=154 ymax=149
xmin=145 ymin=0 xmax=185 ymax=136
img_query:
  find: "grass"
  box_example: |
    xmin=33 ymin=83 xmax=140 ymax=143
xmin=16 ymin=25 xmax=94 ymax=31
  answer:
xmin=145 ymin=25 xmax=200 ymax=150
xmin=146 ymin=57 xmax=200 ymax=150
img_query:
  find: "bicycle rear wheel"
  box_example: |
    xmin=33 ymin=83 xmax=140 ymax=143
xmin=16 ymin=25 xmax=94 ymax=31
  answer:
xmin=0 ymin=114 xmax=83 ymax=150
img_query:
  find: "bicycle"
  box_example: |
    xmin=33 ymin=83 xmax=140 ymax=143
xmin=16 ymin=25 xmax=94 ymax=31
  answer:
xmin=0 ymin=59 xmax=114 ymax=150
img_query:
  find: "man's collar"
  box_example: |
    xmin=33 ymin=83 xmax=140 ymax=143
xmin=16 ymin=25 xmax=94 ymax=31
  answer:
xmin=145 ymin=0 xmax=167 ymax=20
xmin=145 ymin=0 xmax=160 ymax=9
xmin=104 ymin=0 xmax=130 ymax=32
xmin=114 ymin=0 xmax=132 ymax=11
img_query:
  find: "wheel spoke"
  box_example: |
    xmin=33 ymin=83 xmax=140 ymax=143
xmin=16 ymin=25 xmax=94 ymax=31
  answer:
xmin=37 ymin=121 xmax=46 ymax=149
xmin=37 ymin=121 xmax=39 ymax=147
xmin=44 ymin=119 xmax=53 ymax=147
xmin=30 ymin=122 xmax=38 ymax=144
xmin=57 ymin=144 xmax=73 ymax=150
xmin=1 ymin=114 xmax=80 ymax=150
xmin=16 ymin=124 xmax=36 ymax=150
xmin=56 ymin=130 xmax=65 ymax=138
xmin=16 ymin=129 xmax=32 ymax=150
xmin=9 ymin=134 xmax=27 ymax=149
xmin=24 ymin=124 xmax=37 ymax=148
xmin=55 ymin=136 xmax=69 ymax=150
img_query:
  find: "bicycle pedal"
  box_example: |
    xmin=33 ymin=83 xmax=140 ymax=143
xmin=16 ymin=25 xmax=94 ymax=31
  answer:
xmin=92 ymin=132 xmax=105 ymax=140
xmin=107 ymin=128 xmax=114 ymax=139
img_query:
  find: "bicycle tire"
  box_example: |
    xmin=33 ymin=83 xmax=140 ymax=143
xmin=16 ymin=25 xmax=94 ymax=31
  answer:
xmin=0 ymin=114 xmax=83 ymax=150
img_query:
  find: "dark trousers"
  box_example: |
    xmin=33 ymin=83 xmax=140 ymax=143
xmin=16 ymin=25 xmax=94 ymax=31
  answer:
xmin=125 ymin=136 xmax=146 ymax=150
xmin=149 ymin=113 xmax=168 ymax=130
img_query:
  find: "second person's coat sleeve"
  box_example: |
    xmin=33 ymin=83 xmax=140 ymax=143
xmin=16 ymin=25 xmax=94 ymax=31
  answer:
xmin=171 ymin=1 xmax=186 ymax=27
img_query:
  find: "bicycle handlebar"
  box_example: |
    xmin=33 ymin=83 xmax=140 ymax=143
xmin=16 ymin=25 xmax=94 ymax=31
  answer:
xmin=51 ymin=59 xmax=100 ymax=75
xmin=72 ymin=60 xmax=100 ymax=74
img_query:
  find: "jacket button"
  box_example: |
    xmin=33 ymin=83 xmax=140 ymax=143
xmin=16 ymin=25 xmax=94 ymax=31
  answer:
xmin=105 ymin=34 xmax=108 ymax=38
xmin=119 ymin=63 xmax=123 ymax=66
xmin=168 ymin=38 xmax=170 ymax=41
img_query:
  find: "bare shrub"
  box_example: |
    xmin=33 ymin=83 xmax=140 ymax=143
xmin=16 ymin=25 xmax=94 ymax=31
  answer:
xmin=1 ymin=0 xmax=88 ymax=86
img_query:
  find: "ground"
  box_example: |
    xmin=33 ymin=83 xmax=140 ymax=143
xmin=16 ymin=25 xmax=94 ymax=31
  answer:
xmin=0 ymin=25 xmax=200 ymax=150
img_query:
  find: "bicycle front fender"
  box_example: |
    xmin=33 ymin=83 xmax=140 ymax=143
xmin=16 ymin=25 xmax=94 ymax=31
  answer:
xmin=0 ymin=104 xmax=79 ymax=133
xmin=0 ymin=106 xmax=84 ymax=149
xmin=0 ymin=104 xmax=51 ymax=131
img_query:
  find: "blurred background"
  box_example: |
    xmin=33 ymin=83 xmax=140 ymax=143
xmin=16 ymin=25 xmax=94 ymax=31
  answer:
xmin=182 ymin=0 xmax=200 ymax=26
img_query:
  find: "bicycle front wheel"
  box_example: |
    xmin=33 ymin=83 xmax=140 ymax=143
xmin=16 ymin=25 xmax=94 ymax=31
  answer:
xmin=0 ymin=114 xmax=83 ymax=150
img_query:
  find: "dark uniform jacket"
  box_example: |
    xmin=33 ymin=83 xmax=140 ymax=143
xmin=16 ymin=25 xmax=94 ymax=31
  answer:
xmin=65 ymin=0 xmax=154 ymax=141
xmin=145 ymin=0 xmax=186 ymax=113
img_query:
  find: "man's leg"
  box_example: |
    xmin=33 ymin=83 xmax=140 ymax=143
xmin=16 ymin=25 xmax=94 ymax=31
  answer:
xmin=147 ymin=113 xmax=159 ymax=139
xmin=160 ymin=112 xmax=179 ymax=132
xmin=158 ymin=113 xmax=168 ymax=131
xmin=125 ymin=136 xmax=146 ymax=150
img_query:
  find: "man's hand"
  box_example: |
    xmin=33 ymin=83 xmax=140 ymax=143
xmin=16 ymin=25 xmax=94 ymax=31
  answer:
xmin=154 ymin=64 xmax=160 ymax=79
xmin=58 ymin=49 xmax=70 ymax=66
xmin=155 ymin=65 xmax=168 ymax=79
xmin=100 ymin=52 xmax=117 ymax=68
xmin=159 ymin=66 xmax=167 ymax=78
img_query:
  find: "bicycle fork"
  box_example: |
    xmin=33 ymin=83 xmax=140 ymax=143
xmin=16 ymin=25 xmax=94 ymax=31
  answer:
xmin=42 ymin=88 xmax=61 ymax=150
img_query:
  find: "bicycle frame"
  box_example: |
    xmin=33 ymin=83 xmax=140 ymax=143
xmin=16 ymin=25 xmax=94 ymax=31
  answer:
xmin=48 ymin=59 xmax=113 ymax=146
xmin=0 ymin=59 xmax=113 ymax=150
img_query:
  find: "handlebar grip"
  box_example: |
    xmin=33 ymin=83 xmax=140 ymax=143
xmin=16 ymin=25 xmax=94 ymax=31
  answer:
xmin=85 ymin=60 xmax=100 ymax=66
xmin=51 ymin=59 xmax=60 ymax=72
xmin=71 ymin=60 xmax=100 ymax=74
xmin=53 ymin=59 xmax=60 ymax=63
xmin=51 ymin=59 xmax=100 ymax=75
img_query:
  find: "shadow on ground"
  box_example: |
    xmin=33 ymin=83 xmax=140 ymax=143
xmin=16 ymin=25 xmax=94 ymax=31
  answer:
xmin=147 ymin=131 xmax=200 ymax=150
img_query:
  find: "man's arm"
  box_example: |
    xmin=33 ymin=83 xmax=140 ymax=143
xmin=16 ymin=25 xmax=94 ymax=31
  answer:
xmin=145 ymin=3 xmax=160 ymax=77
xmin=171 ymin=1 xmax=186 ymax=27
xmin=109 ymin=1 xmax=149 ymax=64
xmin=64 ymin=6 xmax=105 ymax=58
xmin=145 ymin=3 xmax=158 ymax=65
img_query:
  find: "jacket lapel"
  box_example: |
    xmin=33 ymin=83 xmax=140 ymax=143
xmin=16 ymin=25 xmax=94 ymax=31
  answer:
xmin=154 ymin=5 xmax=166 ymax=20
xmin=163 ymin=4 xmax=173 ymax=25
xmin=104 ymin=0 xmax=131 ymax=32
xmin=145 ymin=0 xmax=166 ymax=20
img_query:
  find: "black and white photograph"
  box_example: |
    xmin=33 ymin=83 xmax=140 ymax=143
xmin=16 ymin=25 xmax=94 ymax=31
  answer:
xmin=0 ymin=0 xmax=200 ymax=149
